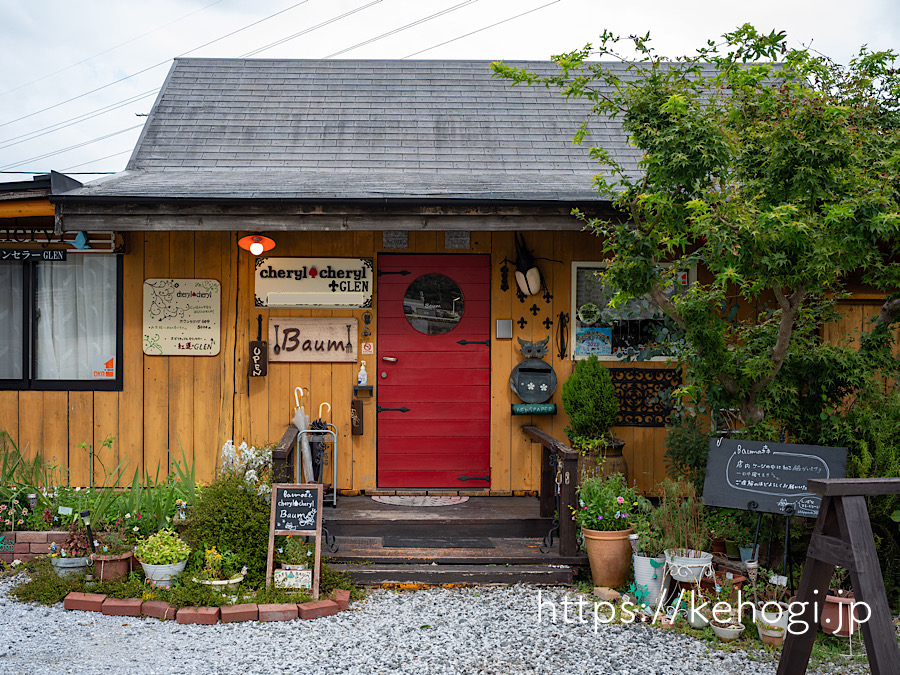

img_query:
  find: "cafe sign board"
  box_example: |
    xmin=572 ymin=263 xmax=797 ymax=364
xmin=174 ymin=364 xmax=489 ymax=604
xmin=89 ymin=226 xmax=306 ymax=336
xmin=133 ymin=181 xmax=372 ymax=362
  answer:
xmin=143 ymin=279 xmax=221 ymax=356
xmin=268 ymin=317 xmax=358 ymax=363
xmin=255 ymin=257 xmax=373 ymax=308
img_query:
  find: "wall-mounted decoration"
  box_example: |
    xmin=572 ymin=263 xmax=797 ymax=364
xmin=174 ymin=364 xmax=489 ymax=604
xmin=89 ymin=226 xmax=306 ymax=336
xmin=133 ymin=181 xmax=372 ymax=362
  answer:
xmin=543 ymin=290 xmax=553 ymax=304
xmin=268 ymin=318 xmax=359 ymax=363
xmin=382 ymin=231 xmax=408 ymax=249
xmin=556 ymin=312 xmax=569 ymax=360
xmin=0 ymin=229 xmax=120 ymax=253
xmin=496 ymin=319 xmax=513 ymax=340
xmin=530 ymin=303 xmax=541 ymax=317
xmin=517 ymin=317 xmax=527 ymax=329
xmin=142 ymin=279 xmax=221 ymax=356
xmin=512 ymin=233 xmax=542 ymax=295
xmin=444 ymin=231 xmax=470 ymax=249
xmin=575 ymin=327 xmax=613 ymax=357
xmin=608 ymin=368 xmax=682 ymax=426
xmin=255 ymin=258 xmax=373 ymax=308
xmin=500 ymin=262 xmax=509 ymax=292
xmin=249 ymin=314 xmax=267 ymax=377
xmin=542 ymin=317 xmax=553 ymax=330
xmin=509 ymin=337 xmax=557 ymax=405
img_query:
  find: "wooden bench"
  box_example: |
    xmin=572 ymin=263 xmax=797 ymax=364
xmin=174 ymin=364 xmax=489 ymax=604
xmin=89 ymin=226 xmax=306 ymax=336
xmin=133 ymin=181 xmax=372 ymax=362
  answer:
xmin=272 ymin=425 xmax=299 ymax=483
xmin=779 ymin=478 xmax=900 ymax=675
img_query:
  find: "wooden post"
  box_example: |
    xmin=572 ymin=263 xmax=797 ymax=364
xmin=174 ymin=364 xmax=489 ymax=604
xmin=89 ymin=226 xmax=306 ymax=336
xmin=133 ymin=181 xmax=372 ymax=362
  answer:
xmin=539 ymin=442 xmax=554 ymax=518
xmin=557 ymin=450 xmax=579 ymax=557
xmin=778 ymin=478 xmax=900 ymax=675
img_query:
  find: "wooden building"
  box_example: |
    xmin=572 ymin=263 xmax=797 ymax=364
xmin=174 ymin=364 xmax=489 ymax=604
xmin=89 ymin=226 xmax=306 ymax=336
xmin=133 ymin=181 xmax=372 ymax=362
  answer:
xmin=0 ymin=59 xmax=882 ymax=496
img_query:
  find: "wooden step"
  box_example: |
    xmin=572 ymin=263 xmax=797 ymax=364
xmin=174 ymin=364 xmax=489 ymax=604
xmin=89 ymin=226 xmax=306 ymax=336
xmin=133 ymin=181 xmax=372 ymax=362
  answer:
xmin=330 ymin=563 xmax=573 ymax=586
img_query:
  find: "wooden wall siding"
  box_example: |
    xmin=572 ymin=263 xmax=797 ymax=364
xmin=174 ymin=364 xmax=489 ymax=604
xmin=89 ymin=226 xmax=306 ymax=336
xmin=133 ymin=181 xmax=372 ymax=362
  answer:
xmin=8 ymin=227 xmax=892 ymax=494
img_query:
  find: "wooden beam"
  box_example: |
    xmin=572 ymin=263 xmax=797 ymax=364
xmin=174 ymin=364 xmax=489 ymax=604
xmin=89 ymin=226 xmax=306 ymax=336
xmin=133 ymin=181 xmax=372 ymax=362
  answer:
xmin=807 ymin=478 xmax=900 ymax=497
xmin=0 ymin=199 xmax=54 ymax=218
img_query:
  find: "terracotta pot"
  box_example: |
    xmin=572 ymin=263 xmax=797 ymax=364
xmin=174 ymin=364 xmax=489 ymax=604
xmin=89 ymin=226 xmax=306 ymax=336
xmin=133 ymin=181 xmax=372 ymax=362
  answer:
xmin=820 ymin=592 xmax=860 ymax=637
xmin=575 ymin=439 xmax=628 ymax=484
xmin=757 ymin=623 xmax=785 ymax=647
xmin=91 ymin=551 xmax=133 ymax=582
xmin=709 ymin=537 xmax=727 ymax=555
xmin=582 ymin=527 xmax=633 ymax=588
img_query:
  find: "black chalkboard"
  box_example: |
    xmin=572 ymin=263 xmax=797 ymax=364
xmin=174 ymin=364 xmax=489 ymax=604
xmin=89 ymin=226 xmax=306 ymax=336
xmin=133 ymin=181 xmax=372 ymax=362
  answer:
xmin=272 ymin=485 xmax=320 ymax=532
xmin=703 ymin=438 xmax=847 ymax=517
xmin=266 ymin=483 xmax=323 ymax=597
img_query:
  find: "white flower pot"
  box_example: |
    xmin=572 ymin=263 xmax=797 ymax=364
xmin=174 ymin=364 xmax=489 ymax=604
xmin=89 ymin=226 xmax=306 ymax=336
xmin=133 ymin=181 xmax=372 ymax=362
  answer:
xmin=664 ymin=550 xmax=713 ymax=584
xmin=633 ymin=554 xmax=666 ymax=608
xmin=757 ymin=601 xmax=790 ymax=631
xmin=193 ymin=574 xmax=245 ymax=591
xmin=139 ymin=559 xmax=187 ymax=587
xmin=686 ymin=608 xmax=710 ymax=629
xmin=711 ymin=622 xmax=745 ymax=642
xmin=50 ymin=556 xmax=91 ymax=577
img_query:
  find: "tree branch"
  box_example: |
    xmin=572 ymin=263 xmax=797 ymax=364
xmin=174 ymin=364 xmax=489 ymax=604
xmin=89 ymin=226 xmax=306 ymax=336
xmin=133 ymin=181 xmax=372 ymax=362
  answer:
xmin=875 ymin=297 xmax=900 ymax=331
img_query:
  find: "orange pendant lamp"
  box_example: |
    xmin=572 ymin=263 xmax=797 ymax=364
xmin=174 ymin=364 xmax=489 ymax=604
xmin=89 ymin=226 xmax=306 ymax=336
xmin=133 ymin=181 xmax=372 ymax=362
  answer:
xmin=238 ymin=234 xmax=276 ymax=256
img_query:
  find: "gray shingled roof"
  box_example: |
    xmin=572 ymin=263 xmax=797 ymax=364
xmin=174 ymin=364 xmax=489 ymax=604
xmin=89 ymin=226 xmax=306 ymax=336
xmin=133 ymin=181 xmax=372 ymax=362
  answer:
xmin=62 ymin=59 xmax=640 ymax=203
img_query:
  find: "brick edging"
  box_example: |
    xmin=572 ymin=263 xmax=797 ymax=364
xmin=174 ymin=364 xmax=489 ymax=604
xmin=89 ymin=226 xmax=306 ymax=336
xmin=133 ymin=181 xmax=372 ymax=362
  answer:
xmin=62 ymin=589 xmax=351 ymax=624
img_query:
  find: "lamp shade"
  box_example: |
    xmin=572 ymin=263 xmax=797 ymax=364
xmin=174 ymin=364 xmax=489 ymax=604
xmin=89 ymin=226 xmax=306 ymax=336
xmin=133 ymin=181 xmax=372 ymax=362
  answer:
xmin=238 ymin=234 xmax=276 ymax=255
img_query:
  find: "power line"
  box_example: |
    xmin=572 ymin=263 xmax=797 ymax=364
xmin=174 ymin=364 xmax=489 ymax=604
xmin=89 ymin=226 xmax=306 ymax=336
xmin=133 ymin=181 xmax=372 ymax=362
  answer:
xmin=0 ymin=0 xmax=311 ymax=130
xmin=0 ymin=0 xmax=225 ymax=98
xmin=402 ymin=0 xmax=559 ymax=58
xmin=0 ymin=124 xmax=143 ymax=171
xmin=63 ymin=149 xmax=134 ymax=172
xmin=324 ymin=0 xmax=477 ymax=59
xmin=0 ymin=90 xmax=157 ymax=151
xmin=241 ymin=0 xmax=382 ymax=58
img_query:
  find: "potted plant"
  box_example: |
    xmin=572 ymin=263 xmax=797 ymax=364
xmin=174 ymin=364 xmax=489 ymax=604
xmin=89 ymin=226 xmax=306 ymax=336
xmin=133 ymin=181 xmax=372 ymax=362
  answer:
xmin=192 ymin=546 xmax=246 ymax=590
xmin=48 ymin=522 xmax=93 ymax=577
xmin=572 ymin=473 xmax=643 ymax=588
xmin=708 ymin=579 xmax=746 ymax=642
xmin=820 ymin=567 xmax=860 ymax=637
xmin=134 ymin=529 xmax=190 ymax=587
xmin=91 ymin=523 xmax=136 ymax=582
xmin=654 ymin=479 xmax=712 ymax=583
xmin=561 ymin=355 xmax=624 ymax=482
xmin=630 ymin=512 xmax=667 ymax=608
xmin=273 ymin=536 xmax=315 ymax=590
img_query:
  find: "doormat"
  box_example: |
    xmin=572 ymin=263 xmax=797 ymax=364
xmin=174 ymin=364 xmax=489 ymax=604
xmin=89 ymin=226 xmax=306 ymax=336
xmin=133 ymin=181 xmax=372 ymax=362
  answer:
xmin=382 ymin=536 xmax=494 ymax=549
xmin=371 ymin=496 xmax=469 ymax=507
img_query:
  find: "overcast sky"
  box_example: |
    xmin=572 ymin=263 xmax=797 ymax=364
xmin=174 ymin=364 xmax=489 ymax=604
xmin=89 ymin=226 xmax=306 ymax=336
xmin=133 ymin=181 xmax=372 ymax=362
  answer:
xmin=0 ymin=0 xmax=897 ymax=182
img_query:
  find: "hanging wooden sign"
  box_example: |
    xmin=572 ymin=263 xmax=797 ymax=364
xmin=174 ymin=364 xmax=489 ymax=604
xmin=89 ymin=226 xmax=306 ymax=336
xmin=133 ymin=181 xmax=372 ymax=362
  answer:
xmin=265 ymin=484 xmax=323 ymax=598
xmin=249 ymin=314 xmax=267 ymax=377
xmin=268 ymin=317 xmax=358 ymax=363
xmin=351 ymin=399 xmax=363 ymax=435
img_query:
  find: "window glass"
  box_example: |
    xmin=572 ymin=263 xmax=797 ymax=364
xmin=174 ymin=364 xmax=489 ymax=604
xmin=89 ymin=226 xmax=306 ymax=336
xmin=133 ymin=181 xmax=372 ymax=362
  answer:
xmin=572 ymin=263 xmax=691 ymax=359
xmin=403 ymin=274 xmax=464 ymax=335
xmin=0 ymin=262 xmax=23 ymax=379
xmin=34 ymin=256 xmax=117 ymax=380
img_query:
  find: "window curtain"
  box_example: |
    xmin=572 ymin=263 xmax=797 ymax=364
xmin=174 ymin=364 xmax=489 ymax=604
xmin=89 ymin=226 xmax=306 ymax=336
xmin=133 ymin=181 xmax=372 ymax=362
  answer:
xmin=0 ymin=262 xmax=23 ymax=379
xmin=34 ymin=256 xmax=116 ymax=380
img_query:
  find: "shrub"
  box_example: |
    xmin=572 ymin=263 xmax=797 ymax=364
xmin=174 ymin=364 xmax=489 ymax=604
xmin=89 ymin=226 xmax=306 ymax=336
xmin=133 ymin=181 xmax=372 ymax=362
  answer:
xmin=178 ymin=473 xmax=270 ymax=587
xmin=561 ymin=355 xmax=619 ymax=448
xmin=664 ymin=413 xmax=711 ymax=491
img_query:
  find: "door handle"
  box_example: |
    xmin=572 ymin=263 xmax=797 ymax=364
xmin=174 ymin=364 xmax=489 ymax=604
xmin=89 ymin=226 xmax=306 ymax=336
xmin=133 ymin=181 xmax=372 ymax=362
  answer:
xmin=382 ymin=356 xmax=398 ymax=362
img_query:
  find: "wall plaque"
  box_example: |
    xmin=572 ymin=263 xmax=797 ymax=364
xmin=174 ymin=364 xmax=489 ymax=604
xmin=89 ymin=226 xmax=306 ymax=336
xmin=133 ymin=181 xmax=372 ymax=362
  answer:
xmin=142 ymin=279 xmax=221 ymax=356
xmin=255 ymin=257 xmax=373 ymax=308
xmin=269 ymin=318 xmax=358 ymax=363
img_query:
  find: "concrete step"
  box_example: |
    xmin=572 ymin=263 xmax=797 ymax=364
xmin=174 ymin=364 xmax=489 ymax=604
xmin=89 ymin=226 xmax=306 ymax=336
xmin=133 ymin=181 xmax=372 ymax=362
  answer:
xmin=330 ymin=563 xmax=573 ymax=586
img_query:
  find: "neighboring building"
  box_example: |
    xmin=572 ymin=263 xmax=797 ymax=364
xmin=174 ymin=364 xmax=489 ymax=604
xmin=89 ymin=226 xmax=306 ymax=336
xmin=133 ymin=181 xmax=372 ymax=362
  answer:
xmin=0 ymin=59 xmax=876 ymax=493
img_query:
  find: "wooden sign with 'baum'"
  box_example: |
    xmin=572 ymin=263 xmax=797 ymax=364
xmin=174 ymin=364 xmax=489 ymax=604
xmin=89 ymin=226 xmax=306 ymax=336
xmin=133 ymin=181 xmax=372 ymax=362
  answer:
xmin=268 ymin=318 xmax=358 ymax=363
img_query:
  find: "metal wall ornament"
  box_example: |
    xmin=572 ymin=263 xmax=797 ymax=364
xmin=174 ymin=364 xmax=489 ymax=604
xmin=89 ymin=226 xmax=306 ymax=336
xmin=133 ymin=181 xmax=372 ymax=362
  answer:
xmin=608 ymin=368 xmax=681 ymax=427
xmin=509 ymin=337 xmax=557 ymax=405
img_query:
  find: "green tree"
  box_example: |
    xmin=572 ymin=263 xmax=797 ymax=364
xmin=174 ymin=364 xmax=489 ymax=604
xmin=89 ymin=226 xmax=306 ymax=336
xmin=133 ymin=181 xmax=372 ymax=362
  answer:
xmin=493 ymin=26 xmax=900 ymax=435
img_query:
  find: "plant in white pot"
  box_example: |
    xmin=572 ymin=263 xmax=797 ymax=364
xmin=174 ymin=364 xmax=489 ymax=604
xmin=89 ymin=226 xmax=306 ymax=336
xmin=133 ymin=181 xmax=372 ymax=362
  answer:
xmin=135 ymin=529 xmax=190 ymax=587
xmin=630 ymin=510 xmax=667 ymax=609
xmin=708 ymin=579 xmax=746 ymax=642
xmin=655 ymin=479 xmax=712 ymax=584
xmin=192 ymin=546 xmax=246 ymax=590
xmin=49 ymin=522 xmax=93 ymax=577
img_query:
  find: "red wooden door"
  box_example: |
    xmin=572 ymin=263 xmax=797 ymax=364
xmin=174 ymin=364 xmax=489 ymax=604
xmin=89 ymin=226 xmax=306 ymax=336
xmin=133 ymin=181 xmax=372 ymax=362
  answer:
xmin=377 ymin=254 xmax=491 ymax=488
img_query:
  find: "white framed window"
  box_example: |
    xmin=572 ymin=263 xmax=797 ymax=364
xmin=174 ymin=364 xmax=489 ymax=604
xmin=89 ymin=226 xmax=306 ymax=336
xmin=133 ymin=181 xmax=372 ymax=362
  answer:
xmin=570 ymin=261 xmax=695 ymax=361
xmin=0 ymin=255 xmax=122 ymax=390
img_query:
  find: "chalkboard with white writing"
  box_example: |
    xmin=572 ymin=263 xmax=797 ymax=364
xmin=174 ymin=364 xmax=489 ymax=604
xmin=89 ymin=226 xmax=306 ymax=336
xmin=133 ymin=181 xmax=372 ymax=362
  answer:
xmin=703 ymin=438 xmax=847 ymax=517
xmin=266 ymin=484 xmax=323 ymax=597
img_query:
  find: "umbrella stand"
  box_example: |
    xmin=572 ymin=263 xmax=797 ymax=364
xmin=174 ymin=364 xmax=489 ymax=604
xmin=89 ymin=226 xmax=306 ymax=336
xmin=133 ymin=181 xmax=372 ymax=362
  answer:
xmin=298 ymin=400 xmax=338 ymax=507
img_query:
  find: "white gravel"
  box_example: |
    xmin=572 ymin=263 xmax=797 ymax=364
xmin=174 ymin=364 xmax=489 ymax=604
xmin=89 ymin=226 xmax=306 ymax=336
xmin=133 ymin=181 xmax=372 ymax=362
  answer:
xmin=0 ymin=575 xmax=856 ymax=675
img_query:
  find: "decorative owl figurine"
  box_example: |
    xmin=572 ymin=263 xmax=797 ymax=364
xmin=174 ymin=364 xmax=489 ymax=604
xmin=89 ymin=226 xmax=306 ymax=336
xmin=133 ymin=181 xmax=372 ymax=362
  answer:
xmin=518 ymin=336 xmax=549 ymax=360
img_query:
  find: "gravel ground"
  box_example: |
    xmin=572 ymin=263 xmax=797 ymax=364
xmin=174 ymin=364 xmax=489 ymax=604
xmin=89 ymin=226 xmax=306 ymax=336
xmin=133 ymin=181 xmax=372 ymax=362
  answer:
xmin=0 ymin=576 xmax=868 ymax=675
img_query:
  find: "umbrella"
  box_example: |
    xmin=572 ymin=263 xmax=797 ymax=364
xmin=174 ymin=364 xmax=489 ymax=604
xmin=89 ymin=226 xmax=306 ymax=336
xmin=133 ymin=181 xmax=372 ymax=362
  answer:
xmin=309 ymin=402 xmax=331 ymax=483
xmin=291 ymin=387 xmax=314 ymax=483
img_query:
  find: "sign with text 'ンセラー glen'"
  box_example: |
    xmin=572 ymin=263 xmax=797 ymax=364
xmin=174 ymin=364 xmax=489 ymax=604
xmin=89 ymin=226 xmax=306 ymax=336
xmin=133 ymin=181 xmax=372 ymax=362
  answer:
xmin=255 ymin=257 xmax=373 ymax=308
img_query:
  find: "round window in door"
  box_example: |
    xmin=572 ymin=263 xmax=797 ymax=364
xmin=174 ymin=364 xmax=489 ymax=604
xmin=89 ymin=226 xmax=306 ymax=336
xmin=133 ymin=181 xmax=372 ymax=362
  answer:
xmin=403 ymin=274 xmax=464 ymax=335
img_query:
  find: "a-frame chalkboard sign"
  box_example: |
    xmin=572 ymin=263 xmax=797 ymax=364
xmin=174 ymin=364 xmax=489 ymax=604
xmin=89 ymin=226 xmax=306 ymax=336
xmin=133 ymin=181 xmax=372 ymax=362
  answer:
xmin=265 ymin=484 xmax=323 ymax=598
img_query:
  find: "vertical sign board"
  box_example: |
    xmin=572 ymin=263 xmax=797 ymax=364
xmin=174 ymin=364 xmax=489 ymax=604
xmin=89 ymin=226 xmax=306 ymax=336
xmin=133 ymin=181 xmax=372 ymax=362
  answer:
xmin=703 ymin=438 xmax=847 ymax=518
xmin=143 ymin=279 xmax=221 ymax=355
xmin=266 ymin=484 xmax=323 ymax=598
